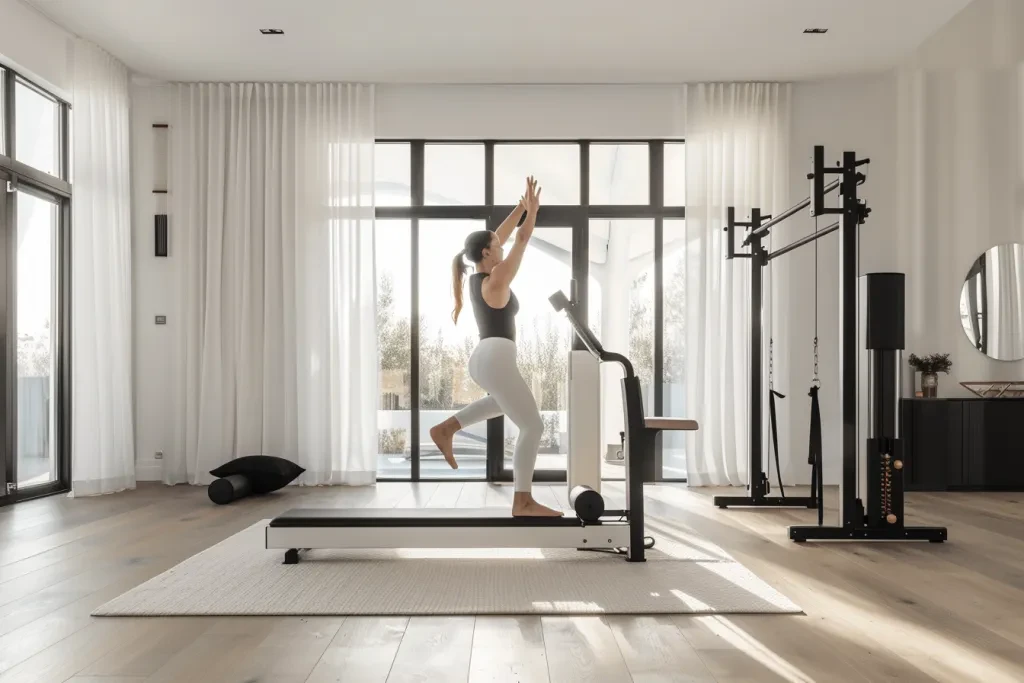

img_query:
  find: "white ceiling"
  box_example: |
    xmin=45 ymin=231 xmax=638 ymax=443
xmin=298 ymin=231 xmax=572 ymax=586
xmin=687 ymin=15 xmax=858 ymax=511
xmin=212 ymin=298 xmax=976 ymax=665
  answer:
xmin=28 ymin=0 xmax=971 ymax=83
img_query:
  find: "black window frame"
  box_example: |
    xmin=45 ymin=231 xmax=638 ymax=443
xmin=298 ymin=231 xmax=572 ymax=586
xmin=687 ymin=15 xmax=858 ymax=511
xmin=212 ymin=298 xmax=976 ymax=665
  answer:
xmin=374 ymin=139 xmax=686 ymax=484
xmin=0 ymin=65 xmax=73 ymax=507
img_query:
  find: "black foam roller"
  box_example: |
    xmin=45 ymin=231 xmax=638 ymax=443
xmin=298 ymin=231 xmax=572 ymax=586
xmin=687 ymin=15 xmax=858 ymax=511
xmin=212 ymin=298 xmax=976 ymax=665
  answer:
xmin=208 ymin=474 xmax=253 ymax=505
xmin=569 ymin=485 xmax=605 ymax=522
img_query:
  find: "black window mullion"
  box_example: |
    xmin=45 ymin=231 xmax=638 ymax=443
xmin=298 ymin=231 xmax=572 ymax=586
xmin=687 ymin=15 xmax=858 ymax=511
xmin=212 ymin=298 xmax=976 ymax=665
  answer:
xmin=483 ymin=140 xmax=504 ymax=481
xmin=0 ymin=176 xmax=9 ymax=500
xmin=573 ymin=143 xmax=590 ymax=341
xmin=3 ymin=71 xmax=15 ymax=165
xmin=59 ymin=195 xmax=72 ymax=491
xmin=410 ymin=142 xmax=424 ymax=482
xmin=651 ymin=142 xmax=665 ymax=480
xmin=60 ymin=102 xmax=70 ymax=182
xmin=484 ymin=141 xmax=494 ymax=206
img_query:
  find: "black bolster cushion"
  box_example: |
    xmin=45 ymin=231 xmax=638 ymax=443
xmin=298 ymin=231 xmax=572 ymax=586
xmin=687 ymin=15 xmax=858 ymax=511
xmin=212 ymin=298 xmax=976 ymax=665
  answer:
xmin=208 ymin=474 xmax=252 ymax=505
xmin=209 ymin=455 xmax=305 ymax=494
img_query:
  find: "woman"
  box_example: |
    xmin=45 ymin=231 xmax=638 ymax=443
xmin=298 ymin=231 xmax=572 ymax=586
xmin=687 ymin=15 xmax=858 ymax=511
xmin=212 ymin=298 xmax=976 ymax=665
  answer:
xmin=430 ymin=177 xmax=561 ymax=517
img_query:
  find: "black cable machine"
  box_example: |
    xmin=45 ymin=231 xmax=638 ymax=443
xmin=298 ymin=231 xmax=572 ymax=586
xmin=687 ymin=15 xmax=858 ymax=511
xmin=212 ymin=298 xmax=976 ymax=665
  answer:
xmin=715 ymin=145 xmax=947 ymax=543
xmin=713 ymin=145 xmax=849 ymax=510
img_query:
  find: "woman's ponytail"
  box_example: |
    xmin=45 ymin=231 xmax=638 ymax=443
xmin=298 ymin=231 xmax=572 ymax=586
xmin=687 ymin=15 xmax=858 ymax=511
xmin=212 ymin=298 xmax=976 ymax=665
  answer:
xmin=451 ymin=250 xmax=469 ymax=323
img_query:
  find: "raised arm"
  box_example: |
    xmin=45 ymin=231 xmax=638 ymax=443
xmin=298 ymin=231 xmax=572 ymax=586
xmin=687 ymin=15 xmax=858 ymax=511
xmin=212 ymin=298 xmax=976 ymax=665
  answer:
xmin=494 ymin=197 xmax=526 ymax=246
xmin=488 ymin=177 xmax=541 ymax=292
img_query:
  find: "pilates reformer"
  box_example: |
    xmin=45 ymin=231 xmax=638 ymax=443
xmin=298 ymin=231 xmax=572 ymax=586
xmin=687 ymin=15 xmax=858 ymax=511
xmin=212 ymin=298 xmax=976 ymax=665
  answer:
xmin=266 ymin=288 xmax=698 ymax=564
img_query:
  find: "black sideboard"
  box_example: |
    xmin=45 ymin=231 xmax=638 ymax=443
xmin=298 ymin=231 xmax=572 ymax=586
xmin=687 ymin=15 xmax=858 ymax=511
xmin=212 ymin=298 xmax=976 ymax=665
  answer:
xmin=901 ymin=398 xmax=1024 ymax=491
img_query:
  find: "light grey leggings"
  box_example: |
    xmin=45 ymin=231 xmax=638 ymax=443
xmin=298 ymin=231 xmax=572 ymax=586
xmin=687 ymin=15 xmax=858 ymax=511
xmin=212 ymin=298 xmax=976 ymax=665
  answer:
xmin=454 ymin=337 xmax=542 ymax=492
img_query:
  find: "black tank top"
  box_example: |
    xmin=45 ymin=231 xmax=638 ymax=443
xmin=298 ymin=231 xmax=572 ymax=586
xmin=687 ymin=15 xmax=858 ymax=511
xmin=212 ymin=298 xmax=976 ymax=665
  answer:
xmin=468 ymin=273 xmax=519 ymax=341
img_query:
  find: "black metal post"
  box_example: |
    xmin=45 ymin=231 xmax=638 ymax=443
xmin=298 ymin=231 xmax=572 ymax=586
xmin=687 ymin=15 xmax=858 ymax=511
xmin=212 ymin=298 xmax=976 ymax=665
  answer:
xmin=840 ymin=150 xmax=859 ymax=531
xmin=622 ymin=375 xmax=647 ymax=562
xmin=749 ymin=210 xmax=765 ymax=500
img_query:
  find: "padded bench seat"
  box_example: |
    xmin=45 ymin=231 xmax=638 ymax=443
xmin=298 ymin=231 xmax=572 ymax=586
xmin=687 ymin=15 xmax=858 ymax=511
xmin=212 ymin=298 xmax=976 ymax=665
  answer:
xmin=644 ymin=417 xmax=699 ymax=431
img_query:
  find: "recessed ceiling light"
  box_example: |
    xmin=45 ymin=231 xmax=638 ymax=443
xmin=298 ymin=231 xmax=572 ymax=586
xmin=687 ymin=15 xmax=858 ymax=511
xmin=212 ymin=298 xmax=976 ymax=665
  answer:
xmin=803 ymin=28 xmax=828 ymax=34
xmin=260 ymin=28 xmax=284 ymax=35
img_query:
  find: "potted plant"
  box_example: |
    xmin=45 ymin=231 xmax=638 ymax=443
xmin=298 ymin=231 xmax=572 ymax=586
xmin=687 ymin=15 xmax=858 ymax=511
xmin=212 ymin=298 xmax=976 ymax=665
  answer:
xmin=908 ymin=353 xmax=953 ymax=398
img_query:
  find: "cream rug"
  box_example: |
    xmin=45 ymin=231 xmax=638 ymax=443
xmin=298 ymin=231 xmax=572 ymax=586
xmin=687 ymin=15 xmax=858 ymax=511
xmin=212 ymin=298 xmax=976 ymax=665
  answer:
xmin=93 ymin=520 xmax=800 ymax=616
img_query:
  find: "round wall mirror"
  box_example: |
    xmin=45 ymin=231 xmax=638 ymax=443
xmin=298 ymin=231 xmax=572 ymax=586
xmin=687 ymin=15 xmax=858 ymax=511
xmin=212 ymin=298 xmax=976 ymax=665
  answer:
xmin=959 ymin=243 xmax=1024 ymax=361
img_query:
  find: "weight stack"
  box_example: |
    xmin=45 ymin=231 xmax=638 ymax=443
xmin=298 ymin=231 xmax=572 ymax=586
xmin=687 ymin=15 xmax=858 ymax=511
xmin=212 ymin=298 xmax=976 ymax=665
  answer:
xmin=863 ymin=273 xmax=905 ymax=528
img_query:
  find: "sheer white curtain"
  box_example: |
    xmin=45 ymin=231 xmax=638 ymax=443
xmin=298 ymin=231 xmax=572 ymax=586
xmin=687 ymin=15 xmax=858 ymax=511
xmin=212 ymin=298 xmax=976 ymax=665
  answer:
xmin=70 ymin=39 xmax=135 ymax=496
xmin=168 ymin=83 xmax=377 ymax=486
xmin=683 ymin=82 xmax=791 ymax=486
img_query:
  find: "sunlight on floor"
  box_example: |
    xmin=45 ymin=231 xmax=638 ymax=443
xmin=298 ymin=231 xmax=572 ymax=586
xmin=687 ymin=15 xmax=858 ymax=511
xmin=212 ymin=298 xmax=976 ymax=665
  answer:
xmin=530 ymin=601 xmax=605 ymax=612
xmin=694 ymin=615 xmax=816 ymax=683
xmin=804 ymin=578 xmax=1024 ymax=683
xmin=701 ymin=561 xmax=799 ymax=609
xmin=646 ymin=518 xmax=736 ymax=561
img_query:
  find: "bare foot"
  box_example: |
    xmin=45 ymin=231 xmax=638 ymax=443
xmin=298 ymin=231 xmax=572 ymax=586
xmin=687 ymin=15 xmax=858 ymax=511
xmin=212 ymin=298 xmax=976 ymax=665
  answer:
xmin=430 ymin=418 xmax=459 ymax=469
xmin=512 ymin=493 xmax=564 ymax=517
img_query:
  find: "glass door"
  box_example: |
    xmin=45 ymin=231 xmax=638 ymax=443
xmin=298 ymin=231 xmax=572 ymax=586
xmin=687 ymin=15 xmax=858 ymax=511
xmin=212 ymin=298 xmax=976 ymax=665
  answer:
xmin=1 ymin=180 xmax=68 ymax=505
xmin=489 ymin=217 xmax=583 ymax=483
xmin=0 ymin=174 xmax=8 ymax=502
xmin=14 ymin=189 xmax=59 ymax=490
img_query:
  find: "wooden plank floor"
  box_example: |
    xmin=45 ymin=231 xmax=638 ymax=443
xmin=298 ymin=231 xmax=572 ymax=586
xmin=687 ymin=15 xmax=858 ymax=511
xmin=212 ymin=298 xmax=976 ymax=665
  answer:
xmin=1 ymin=482 xmax=1023 ymax=683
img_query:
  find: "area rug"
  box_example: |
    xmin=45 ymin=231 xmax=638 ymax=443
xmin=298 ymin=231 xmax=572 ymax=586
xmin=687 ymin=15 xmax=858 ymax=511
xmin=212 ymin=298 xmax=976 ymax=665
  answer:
xmin=92 ymin=520 xmax=800 ymax=616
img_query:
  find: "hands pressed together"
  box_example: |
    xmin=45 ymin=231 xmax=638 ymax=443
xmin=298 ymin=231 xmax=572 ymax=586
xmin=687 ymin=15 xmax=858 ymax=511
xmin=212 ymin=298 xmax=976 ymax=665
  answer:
xmin=518 ymin=176 xmax=542 ymax=215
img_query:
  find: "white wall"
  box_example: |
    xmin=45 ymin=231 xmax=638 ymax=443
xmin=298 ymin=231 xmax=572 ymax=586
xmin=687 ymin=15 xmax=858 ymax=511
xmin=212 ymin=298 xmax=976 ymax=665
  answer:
xmin=0 ymin=0 xmax=74 ymax=97
xmin=130 ymin=82 xmax=175 ymax=480
xmin=376 ymin=85 xmax=685 ymax=139
xmin=895 ymin=0 xmax=1024 ymax=397
xmin=773 ymin=0 xmax=1024 ymax=487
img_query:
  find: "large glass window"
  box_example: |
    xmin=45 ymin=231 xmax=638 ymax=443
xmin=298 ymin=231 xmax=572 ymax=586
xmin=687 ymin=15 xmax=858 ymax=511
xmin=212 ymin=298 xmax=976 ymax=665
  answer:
xmin=376 ymin=220 xmax=412 ymax=478
xmin=425 ymin=144 xmax=484 ymax=206
xmin=662 ymin=219 xmax=688 ymax=478
xmin=375 ymin=142 xmax=411 ymax=207
xmin=2 ymin=67 xmax=71 ymax=507
xmin=0 ymin=68 xmax=7 ymax=156
xmin=504 ymin=226 xmax=573 ymax=475
xmin=375 ymin=141 xmax=685 ymax=482
xmin=17 ymin=191 xmax=59 ymax=488
xmin=589 ymin=219 xmax=655 ymax=480
xmin=665 ymin=143 xmax=686 ymax=206
xmin=494 ymin=144 xmax=579 ymax=206
xmin=419 ymin=219 xmax=488 ymax=479
xmin=15 ymin=80 xmax=61 ymax=177
xmin=590 ymin=144 xmax=649 ymax=205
